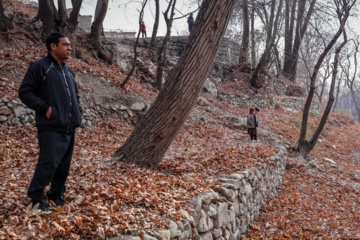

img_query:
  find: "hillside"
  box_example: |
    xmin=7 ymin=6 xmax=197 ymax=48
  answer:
xmin=1 ymin=0 xmax=360 ymax=239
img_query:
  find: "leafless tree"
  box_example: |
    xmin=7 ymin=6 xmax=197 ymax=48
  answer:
xmin=155 ymin=0 xmax=177 ymax=90
xmin=121 ymin=0 xmax=148 ymax=88
xmin=295 ymin=0 xmax=354 ymax=157
xmin=340 ymin=38 xmax=360 ymax=121
xmin=150 ymin=0 xmax=160 ymax=48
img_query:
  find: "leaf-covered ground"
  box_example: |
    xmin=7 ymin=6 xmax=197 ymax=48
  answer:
xmin=1 ymin=1 xmax=360 ymax=238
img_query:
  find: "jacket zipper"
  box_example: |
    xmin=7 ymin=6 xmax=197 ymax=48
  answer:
xmin=61 ymin=66 xmax=72 ymax=133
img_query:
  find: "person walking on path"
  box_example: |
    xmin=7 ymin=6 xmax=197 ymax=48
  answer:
xmin=187 ymin=13 xmax=194 ymax=32
xmin=141 ymin=21 xmax=147 ymax=38
xmin=247 ymin=108 xmax=257 ymax=141
xmin=19 ymin=32 xmax=83 ymax=213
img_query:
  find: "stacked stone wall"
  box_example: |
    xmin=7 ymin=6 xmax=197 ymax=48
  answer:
xmin=0 ymin=97 xmax=147 ymax=128
xmin=120 ymin=36 xmax=240 ymax=64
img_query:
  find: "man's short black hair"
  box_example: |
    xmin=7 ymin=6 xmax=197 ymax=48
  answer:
xmin=46 ymin=32 xmax=67 ymax=52
xmin=255 ymin=107 xmax=260 ymax=112
xmin=250 ymin=108 xmax=254 ymax=113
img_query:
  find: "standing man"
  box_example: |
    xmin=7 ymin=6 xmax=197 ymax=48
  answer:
xmin=19 ymin=32 xmax=82 ymax=212
xmin=141 ymin=21 xmax=147 ymax=38
xmin=187 ymin=13 xmax=194 ymax=32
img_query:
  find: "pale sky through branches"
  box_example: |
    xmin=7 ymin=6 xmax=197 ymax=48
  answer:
xmin=68 ymin=0 xmax=199 ymax=36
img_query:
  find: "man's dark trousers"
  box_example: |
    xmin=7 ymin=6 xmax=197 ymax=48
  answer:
xmin=27 ymin=131 xmax=75 ymax=204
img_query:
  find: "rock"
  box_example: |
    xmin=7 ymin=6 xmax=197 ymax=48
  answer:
xmin=0 ymin=106 xmax=11 ymax=115
xmin=308 ymin=159 xmax=317 ymax=168
xmin=207 ymin=204 xmax=217 ymax=218
xmin=202 ymin=79 xmax=218 ymax=98
xmin=179 ymin=209 xmax=196 ymax=227
xmin=130 ymin=102 xmax=146 ymax=111
xmin=330 ymin=164 xmax=337 ymax=168
xmin=156 ymin=230 xmax=171 ymax=240
xmin=228 ymin=174 xmax=244 ymax=181
xmin=144 ymin=234 xmax=157 ymax=240
xmin=1 ymin=97 xmax=9 ymax=103
xmin=338 ymin=165 xmax=344 ymax=171
xmin=309 ymin=109 xmax=320 ymax=116
xmin=201 ymin=193 xmax=214 ymax=205
xmin=126 ymin=229 xmax=139 ymax=236
xmin=167 ymin=220 xmax=181 ymax=239
xmin=12 ymin=106 xmax=27 ymax=118
xmin=197 ymin=209 xmax=214 ymax=233
xmin=214 ymin=187 xmax=234 ymax=202
xmin=199 ymin=231 xmax=213 ymax=240
xmin=0 ymin=115 xmax=7 ymax=122
xmin=323 ymin=157 xmax=336 ymax=165
xmin=211 ymin=228 xmax=222 ymax=238
xmin=213 ymin=202 xmax=228 ymax=228
xmin=178 ymin=231 xmax=190 ymax=240
xmin=305 ymin=169 xmax=317 ymax=176
xmin=244 ymin=183 xmax=252 ymax=198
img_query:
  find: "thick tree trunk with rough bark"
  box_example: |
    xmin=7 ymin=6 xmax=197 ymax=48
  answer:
xmin=57 ymin=0 xmax=67 ymax=30
xmin=38 ymin=0 xmax=55 ymax=39
xmin=0 ymin=0 xmax=13 ymax=31
xmin=297 ymin=0 xmax=351 ymax=156
xmin=283 ymin=0 xmax=316 ymax=81
xmin=150 ymin=0 xmax=160 ymax=48
xmin=90 ymin=0 xmax=112 ymax=63
xmin=250 ymin=0 xmax=282 ymax=88
xmin=240 ymin=0 xmax=249 ymax=63
xmin=250 ymin=0 xmax=255 ymax=67
xmin=113 ymin=0 xmax=236 ymax=169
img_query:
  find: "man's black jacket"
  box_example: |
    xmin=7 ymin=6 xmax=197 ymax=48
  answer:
xmin=19 ymin=54 xmax=82 ymax=133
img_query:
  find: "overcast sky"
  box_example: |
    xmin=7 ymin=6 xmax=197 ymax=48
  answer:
xmin=73 ymin=0 xmax=199 ymax=36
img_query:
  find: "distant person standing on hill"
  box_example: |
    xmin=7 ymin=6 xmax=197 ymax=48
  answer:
xmin=187 ymin=13 xmax=194 ymax=32
xmin=18 ymin=32 xmax=83 ymax=213
xmin=247 ymin=108 xmax=257 ymax=141
xmin=141 ymin=21 xmax=147 ymax=38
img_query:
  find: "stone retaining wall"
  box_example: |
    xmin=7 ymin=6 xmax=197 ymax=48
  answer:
xmin=0 ymin=97 xmax=147 ymax=128
xmin=110 ymin=147 xmax=288 ymax=240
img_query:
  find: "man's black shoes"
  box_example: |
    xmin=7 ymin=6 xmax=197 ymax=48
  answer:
xmin=48 ymin=195 xmax=68 ymax=207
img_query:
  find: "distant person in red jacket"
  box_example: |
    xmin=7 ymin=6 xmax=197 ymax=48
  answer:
xmin=141 ymin=21 xmax=147 ymax=38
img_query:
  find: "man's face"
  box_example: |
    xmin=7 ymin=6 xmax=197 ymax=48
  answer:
xmin=51 ymin=37 xmax=72 ymax=62
xmin=255 ymin=110 xmax=258 ymax=114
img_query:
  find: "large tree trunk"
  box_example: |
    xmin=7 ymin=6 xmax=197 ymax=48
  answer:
xmin=240 ymin=0 xmax=249 ymax=62
xmin=113 ymin=0 xmax=236 ymax=169
xmin=297 ymin=0 xmax=351 ymax=156
xmin=250 ymin=0 xmax=283 ymax=88
xmin=155 ymin=0 xmax=176 ymax=90
xmin=57 ymin=0 xmax=67 ymax=30
xmin=65 ymin=0 xmax=82 ymax=35
xmin=283 ymin=0 xmax=297 ymax=77
xmin=90 ymin=0 xmax=112 ymax=63
xmin=150 ymin=0 xmax=160 ymax=48
xmin=283 ymin=0 xmax=316 ymax=81
xmin=38 ymin=0 xmax=55 ymax=39
xmin=0 ymin=0 xmax=13 ymax=31
xmin=250 ymin=0 xmax=256 ymax=67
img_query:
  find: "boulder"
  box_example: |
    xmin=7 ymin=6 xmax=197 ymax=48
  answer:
xmin=202 ymin=79 xmax=218 ymax=98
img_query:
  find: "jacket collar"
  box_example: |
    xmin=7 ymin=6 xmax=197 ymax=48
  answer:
xmin=46 ymin=53 xmax=66 ymax=67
